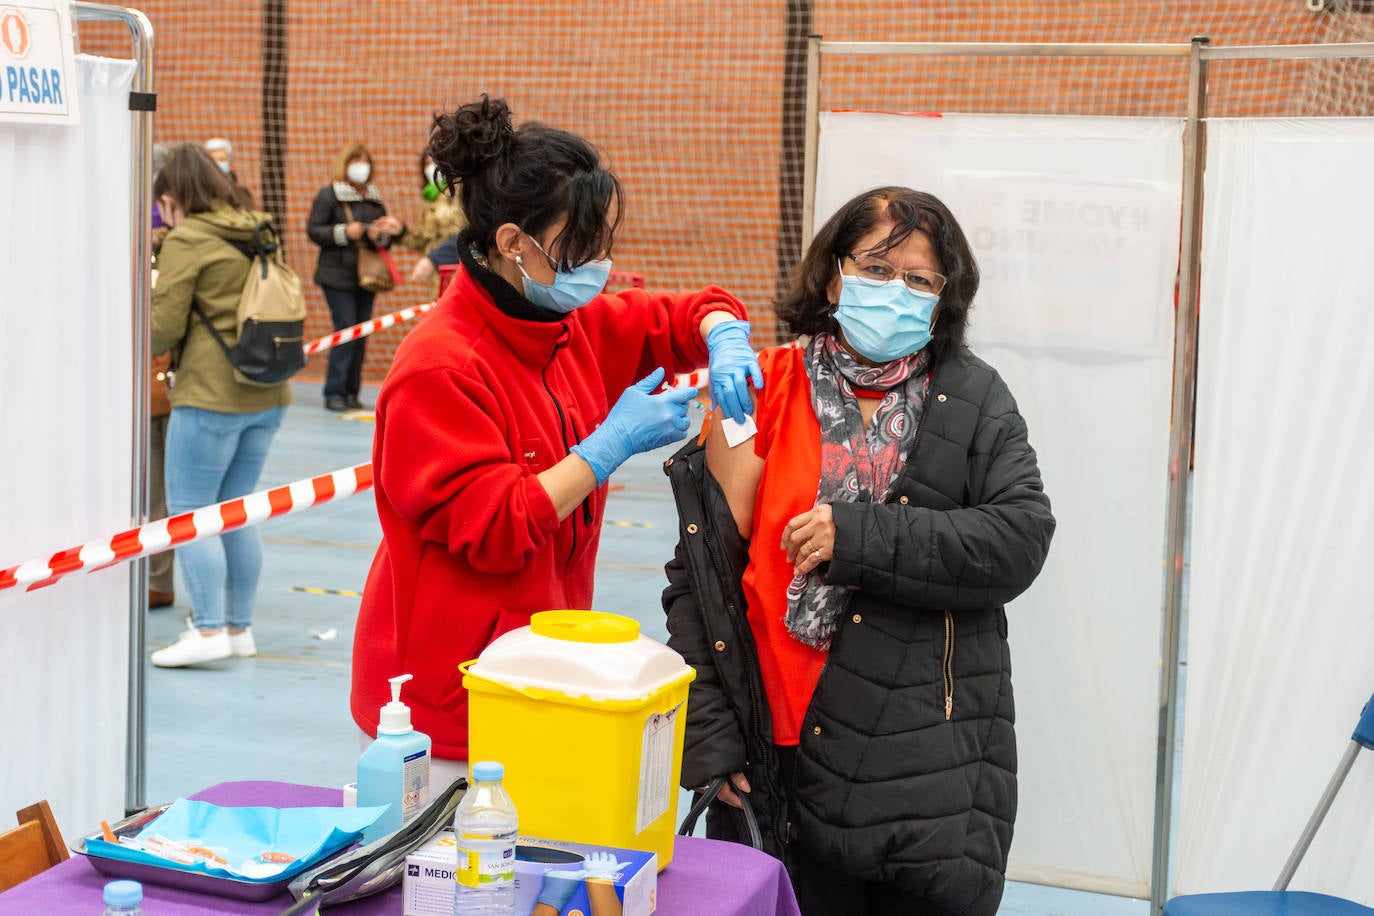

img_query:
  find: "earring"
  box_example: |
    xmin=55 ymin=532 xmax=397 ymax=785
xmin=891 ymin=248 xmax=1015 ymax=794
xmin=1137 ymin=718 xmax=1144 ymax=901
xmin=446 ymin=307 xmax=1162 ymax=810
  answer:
xmin=515 ymin=255 xmax=523 ymax=267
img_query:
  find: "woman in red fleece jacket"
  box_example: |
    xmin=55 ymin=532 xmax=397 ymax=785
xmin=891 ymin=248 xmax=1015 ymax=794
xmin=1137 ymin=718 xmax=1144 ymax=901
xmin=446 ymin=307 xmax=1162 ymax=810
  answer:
xmin=350 ymin=95 xmax=761 ymax=780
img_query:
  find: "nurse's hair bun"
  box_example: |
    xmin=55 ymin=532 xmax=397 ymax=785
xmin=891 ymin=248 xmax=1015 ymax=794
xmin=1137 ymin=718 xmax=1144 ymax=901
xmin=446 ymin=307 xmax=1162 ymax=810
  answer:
xmin=428 ymin=94 xmax=515 ymax=182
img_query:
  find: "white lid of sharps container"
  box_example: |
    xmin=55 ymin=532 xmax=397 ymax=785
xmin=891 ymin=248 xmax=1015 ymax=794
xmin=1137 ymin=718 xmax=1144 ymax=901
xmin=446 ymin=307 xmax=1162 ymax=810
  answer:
xmin=468 ymin=610 xmax=692 ymax=704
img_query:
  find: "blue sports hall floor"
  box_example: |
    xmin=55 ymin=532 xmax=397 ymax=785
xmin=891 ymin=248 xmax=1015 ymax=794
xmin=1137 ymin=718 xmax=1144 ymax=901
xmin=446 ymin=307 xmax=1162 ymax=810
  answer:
xmin=143 ymin=378 xmax=1151 ymax=915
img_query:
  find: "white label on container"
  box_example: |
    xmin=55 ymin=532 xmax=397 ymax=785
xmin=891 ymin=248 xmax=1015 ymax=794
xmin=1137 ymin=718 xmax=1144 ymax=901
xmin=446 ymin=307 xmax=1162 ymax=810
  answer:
xmin=637 ymin=704 xmax=680 ymax=833
xmin=402 ymin=750 xmax=430 ymax=824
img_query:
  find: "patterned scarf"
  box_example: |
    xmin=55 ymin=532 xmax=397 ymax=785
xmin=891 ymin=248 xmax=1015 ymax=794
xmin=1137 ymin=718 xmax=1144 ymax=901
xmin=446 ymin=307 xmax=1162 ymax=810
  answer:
xmin=784 ymin=333 xmax=931 ymax=649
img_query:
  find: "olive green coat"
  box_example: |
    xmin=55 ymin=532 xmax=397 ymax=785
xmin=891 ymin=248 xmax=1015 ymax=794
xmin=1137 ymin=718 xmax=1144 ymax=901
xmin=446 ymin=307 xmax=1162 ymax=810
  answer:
xmin=152 ymin=201 xmax=294 ymax=413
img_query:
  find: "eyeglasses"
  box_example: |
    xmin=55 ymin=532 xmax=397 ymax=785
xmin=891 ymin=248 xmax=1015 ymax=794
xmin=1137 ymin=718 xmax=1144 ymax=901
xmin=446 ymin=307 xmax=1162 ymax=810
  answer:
xmin=846 ymin=254 xmax=946 ymax=295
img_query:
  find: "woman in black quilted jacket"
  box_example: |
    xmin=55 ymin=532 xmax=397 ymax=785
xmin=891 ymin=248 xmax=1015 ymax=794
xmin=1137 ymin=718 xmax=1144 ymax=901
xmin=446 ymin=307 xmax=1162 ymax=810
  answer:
xmin=306 ymin=143 xmax=406 ymax=412
xmin=663 ymin=187 xmax=1055 ymax=915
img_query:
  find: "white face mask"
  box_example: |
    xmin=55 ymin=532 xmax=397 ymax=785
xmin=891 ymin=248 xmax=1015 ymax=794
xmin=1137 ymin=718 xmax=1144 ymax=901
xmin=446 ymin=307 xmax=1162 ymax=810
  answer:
xmin=424 ymin=163 xmax=439 ymax=185
xmin=346 ymin=161 xmax=371 ymax=185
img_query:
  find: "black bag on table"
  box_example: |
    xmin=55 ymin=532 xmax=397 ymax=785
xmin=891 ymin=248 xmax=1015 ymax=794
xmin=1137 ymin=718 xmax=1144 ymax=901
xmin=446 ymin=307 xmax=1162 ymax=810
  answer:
xmin=278 ymin=777 xmax=467 ymax=915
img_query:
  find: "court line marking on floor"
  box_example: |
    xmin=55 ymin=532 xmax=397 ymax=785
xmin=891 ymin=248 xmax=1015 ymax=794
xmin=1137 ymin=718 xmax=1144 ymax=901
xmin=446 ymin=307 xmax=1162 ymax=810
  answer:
xmin=605 ymin=520 xmax=652 ymax=528
xmin=291 ymin=586 xmax=363 ymax=598
xmin=263 ymin=535 xmax=379 ymax=551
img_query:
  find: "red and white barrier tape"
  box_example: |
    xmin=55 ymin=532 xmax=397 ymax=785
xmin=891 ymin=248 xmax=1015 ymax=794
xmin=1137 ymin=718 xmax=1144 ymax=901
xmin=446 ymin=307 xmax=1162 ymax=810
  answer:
xmin=607 ymin=269 xmax=646 ymax=289
xmin=304 ymin=272 xmax=642 ymax=357
xmin=303 ymin=297 xmax=712 ymax=388
xmin=304 ymin=302 xmax=437 ymax=356
xmin=0 ymin=464 xmax=373 ymax=596
xmin=676 ymin=368 xmax=709 ymax=389
xmin=3 ymin=357 xmax=724 ymax=596
xmin=0 ymin=289 xmax=725 ymax=595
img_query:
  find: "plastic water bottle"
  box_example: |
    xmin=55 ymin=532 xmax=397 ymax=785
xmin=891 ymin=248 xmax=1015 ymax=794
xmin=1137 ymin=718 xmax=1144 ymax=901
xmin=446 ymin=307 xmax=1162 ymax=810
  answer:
xmin=453 ymin=760 xmax=518 ymax=915
xmin=102 ymin=879 xmax=143 ymax=914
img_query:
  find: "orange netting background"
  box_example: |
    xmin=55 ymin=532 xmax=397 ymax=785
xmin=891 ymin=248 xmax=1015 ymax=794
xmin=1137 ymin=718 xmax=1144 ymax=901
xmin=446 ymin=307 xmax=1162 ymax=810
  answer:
xmin=78 ymin=0 xmax=1374 ymax=382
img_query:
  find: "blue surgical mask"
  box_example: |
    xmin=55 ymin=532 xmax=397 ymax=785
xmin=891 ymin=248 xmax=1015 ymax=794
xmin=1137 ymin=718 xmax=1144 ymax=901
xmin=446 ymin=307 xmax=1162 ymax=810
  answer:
xmin=517 ymin=237 xmax=612 ymax=313
xmin=833 ymin=270 xmax=939 ymax=363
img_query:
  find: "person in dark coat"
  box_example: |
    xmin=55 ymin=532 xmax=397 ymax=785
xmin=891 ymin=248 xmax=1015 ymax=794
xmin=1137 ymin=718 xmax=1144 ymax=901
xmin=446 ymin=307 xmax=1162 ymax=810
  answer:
xmin=663 ymin=186 xmax=1056 ymax=915
xmin=305 ymin=143 xmax=406 ymax=411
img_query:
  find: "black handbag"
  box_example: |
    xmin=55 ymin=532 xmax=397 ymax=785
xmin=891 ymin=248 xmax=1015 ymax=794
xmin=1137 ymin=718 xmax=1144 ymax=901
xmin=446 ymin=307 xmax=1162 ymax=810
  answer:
xmin=677 ymin=774 xmax=763 ymax=850
xmin=279 ymin=777 xmax=467 ymax=915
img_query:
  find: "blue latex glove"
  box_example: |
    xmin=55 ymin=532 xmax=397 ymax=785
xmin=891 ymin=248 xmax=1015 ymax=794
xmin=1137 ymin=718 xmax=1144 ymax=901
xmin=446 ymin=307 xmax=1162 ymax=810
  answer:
xmin=571 ymin=367 xmax=698 ymax=486
xmin=706 ymin=319 xmax=763 ymax=424
xmin=536 ymin=868 xmax=585 ymax=910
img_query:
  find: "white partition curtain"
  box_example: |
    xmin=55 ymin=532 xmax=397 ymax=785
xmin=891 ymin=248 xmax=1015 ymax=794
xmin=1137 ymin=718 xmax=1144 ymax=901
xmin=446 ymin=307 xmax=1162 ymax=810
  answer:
xmin=0 ymin=55 xmax=137 ymax=837
xmin=1177 ymin=118 xmax=1374 ymax=903
xmin=815 ymin=112 xmax=1182 ymax=897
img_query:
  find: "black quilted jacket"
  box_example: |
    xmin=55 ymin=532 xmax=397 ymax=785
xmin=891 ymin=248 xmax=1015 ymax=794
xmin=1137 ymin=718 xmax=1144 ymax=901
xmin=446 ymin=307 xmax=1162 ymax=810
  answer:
xmin=305 ymin=182 xmax=398 ymax=291
xmin=663 ymin=347 xmax=1054 ymax=916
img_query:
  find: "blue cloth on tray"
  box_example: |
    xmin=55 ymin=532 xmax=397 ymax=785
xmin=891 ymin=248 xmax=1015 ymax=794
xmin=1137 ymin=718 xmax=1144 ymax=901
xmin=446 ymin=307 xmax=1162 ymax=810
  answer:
xmin=84 ymin=798 xmax=388 ymax=883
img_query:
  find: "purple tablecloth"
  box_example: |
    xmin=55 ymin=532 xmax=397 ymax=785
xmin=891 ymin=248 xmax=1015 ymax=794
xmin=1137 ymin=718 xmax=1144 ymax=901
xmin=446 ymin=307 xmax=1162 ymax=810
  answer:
xmin=0 ymin=781 xmax=801 ymax=916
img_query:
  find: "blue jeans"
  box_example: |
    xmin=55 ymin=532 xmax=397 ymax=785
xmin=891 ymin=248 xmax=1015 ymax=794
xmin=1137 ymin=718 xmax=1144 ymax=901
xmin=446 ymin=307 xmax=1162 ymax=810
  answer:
xmin=321 ymin=285 xmax=375 ymax=400
xmin=165 ymin=406 xmax=285 ymax=631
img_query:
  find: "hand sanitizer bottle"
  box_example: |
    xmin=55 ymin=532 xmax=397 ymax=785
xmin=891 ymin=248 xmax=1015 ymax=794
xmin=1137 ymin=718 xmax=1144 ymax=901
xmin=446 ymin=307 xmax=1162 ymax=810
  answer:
xmin=357 ymin=673 xmax=431 ymax=843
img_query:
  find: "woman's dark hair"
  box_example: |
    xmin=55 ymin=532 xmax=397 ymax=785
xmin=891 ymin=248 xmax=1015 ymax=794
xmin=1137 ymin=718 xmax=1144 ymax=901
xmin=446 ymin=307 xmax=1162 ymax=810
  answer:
xmin=427 ymin=94 xmax=622 ymax=269
xmin=152 ymin=143 xmax=249 ymax=213
xmin=775 ymin=187 xmax=978 ymax=363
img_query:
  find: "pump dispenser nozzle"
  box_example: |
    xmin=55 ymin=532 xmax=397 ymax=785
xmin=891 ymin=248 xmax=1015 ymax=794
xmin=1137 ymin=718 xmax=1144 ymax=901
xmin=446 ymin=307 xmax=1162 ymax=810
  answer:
xmin=378 ymin=673 xmax=415 ymax=735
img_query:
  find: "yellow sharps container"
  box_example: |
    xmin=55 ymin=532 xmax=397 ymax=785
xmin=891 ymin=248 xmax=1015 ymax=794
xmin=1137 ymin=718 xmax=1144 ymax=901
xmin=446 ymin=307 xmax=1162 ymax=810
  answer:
xmin=462 ymin=610 xmax=695 ymax=870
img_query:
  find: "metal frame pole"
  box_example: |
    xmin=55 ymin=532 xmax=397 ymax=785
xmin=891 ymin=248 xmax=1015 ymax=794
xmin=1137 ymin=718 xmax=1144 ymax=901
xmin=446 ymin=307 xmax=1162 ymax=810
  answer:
xmin=818 ymin=40 xmax=1194 ymax=59
xmin=72 ymin=1 xmax=155 ymax=815
xmin=1151 ymin=34 xmax=1209 ymax=916
xmin=1148 ymin=39 xmax=1374 ymax=912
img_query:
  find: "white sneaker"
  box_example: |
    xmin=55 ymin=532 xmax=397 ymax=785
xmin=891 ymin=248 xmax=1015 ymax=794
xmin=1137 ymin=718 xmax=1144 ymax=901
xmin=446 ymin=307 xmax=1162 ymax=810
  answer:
xmin=229 ymin=628 xmax=256 ymax=657
xmin=151 ymin=624 xmax=232 ymax=667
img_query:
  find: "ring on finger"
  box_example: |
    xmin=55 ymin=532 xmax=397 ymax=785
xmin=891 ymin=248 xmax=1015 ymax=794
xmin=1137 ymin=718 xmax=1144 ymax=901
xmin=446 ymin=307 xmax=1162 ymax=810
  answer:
xmin=802 ymin=539 xmax=814 ymax=555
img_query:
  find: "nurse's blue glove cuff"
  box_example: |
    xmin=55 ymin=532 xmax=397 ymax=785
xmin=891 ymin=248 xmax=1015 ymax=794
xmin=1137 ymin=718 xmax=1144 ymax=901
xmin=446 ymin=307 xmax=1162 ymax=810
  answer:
xmin=706 ymin=319 xmax=763 ymax=425
xmin=572 ymin=367 xmax=698 ymax=486
xmin=536 ymin=868 xmax=585 ymax=909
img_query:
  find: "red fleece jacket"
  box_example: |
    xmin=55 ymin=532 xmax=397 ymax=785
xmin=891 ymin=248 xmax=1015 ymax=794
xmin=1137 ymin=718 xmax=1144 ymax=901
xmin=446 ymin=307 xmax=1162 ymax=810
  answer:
xmin=350 ymin=264 xmax=746 ymax=759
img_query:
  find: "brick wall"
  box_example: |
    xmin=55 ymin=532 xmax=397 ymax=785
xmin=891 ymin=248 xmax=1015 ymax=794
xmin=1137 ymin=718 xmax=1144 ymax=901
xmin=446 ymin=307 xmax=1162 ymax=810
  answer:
xmin=79 ymin=1 xmax=1373 ymax=381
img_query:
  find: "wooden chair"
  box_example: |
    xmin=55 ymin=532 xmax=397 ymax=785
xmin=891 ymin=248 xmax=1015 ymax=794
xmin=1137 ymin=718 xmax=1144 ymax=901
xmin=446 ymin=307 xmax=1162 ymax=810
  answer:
xmin=0 ymin=801 xmax=70 ymax=893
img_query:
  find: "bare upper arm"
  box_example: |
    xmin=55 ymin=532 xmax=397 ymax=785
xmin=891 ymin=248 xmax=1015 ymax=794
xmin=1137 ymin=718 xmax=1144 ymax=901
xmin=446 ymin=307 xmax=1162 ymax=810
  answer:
xmin=703 ymin=395 xmax=764 ymax=538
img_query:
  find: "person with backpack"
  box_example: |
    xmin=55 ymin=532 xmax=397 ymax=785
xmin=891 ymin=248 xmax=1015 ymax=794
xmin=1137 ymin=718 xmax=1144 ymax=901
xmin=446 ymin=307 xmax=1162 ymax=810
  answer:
xmin=148 ymin=143 xmax=292 ymax=668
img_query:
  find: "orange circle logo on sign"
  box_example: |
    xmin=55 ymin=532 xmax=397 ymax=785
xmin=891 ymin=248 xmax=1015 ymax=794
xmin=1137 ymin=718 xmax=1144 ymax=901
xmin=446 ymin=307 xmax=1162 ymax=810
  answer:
xmin=1 ymin=9 xmax=31 ymax=59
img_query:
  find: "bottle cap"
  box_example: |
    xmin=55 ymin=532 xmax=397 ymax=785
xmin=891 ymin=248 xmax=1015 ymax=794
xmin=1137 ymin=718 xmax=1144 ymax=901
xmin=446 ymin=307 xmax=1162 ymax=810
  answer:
xmin=471 ymin=761 xmax=504 ymax=782
xmin=103 ymin=880 xmax=143 ymax=906
xmin=378 ymin=673 xmax=414 ymax=735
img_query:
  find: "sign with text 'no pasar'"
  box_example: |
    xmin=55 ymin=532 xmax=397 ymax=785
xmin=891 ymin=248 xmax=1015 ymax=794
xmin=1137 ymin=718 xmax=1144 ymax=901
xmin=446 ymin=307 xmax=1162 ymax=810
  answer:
xmin=0 ymin=0 xmax=79 ymax=125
